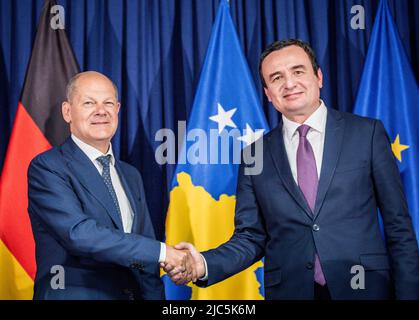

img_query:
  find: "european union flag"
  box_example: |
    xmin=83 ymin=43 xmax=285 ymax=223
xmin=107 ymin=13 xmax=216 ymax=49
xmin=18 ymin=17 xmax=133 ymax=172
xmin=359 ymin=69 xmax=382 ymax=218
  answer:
xmin=353 ymin=0 xmax=419 ymax=245
xmin=163 ymin=0 xmax=269 ymax=299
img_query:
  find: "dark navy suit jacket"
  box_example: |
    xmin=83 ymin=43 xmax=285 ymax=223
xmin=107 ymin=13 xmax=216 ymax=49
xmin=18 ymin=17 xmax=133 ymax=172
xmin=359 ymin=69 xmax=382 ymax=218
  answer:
xmin=28 ymin=138 xmax=164 ymax=300
xmin=199 ymin=108 xmax=419 ymax=299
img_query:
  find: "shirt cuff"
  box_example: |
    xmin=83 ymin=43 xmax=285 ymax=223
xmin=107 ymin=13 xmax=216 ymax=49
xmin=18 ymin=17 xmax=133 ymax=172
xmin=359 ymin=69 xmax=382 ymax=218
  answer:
xmin=158 ymin=242 xmax=166 ymax=263
xmin=199 ymin=253 xmax=209 ymax=281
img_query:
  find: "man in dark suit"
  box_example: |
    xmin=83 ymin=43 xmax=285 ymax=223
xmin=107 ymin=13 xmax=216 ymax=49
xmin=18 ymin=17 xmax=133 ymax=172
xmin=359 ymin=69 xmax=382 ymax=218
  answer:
xmin=28 ymin=71 xmax=191 ymax=299
xmin=166 ymin=39 xmax=419 ymax=299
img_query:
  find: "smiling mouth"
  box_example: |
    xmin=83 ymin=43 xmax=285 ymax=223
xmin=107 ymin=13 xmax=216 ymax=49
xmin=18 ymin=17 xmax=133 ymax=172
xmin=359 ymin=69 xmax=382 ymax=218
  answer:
xmin=91 ymin=122 xmax=110 ymax=125
xmin=283 ymin=92 xmax=303 ymax=99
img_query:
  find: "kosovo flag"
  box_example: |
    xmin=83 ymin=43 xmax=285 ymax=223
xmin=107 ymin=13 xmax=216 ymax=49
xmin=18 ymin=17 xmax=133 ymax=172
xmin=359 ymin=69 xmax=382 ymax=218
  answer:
xmin=163 ymin=0 xmax=269 ymax=299
xmin=353 ymin=0 xmax=419 ymax=245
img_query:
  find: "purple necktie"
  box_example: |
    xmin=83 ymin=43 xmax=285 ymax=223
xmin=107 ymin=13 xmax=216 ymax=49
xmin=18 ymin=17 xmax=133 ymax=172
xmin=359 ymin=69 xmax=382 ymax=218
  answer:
xmin=296 ymin=124 xmax=326 ymax=286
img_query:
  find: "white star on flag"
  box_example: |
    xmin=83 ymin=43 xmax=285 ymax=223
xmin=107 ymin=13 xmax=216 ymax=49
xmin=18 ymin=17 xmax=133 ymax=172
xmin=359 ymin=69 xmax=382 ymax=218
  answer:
xmin=209 ymin=103 xmax=237 ymax=133
xmin=237 ymin=123 xmax=265 ymax=146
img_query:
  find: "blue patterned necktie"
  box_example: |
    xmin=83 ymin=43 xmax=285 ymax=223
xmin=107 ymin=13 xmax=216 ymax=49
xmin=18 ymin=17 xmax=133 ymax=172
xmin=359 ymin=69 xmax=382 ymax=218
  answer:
xmin=297 ymin=124 xmax=326 ymax=286
xmin=96 ymin=155 xmax=121 ymax=217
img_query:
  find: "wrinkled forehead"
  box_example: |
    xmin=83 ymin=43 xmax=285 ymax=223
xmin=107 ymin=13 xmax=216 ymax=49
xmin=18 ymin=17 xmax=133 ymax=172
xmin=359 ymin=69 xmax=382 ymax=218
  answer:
xmin=67 ymin=72 xmax=118 ymax=102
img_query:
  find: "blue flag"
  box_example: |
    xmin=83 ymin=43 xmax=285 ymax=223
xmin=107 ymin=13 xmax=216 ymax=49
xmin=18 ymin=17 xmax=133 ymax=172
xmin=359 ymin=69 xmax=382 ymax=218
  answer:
xmin=353 ymin=0 xmax=419 ymax=245
xmin=163 ymin=0 xmax=269 ymax=299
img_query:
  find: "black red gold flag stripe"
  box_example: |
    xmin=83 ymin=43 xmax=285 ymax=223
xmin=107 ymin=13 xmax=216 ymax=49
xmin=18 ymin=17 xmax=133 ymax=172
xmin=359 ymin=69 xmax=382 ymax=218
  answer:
xmin=0 ymin=0 xmax=79 ymax=299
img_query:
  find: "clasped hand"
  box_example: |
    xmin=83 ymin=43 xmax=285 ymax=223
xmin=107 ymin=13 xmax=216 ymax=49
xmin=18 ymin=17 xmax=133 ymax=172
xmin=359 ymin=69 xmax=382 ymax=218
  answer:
xmin=160 ymin=242 xmax=205 ymax=285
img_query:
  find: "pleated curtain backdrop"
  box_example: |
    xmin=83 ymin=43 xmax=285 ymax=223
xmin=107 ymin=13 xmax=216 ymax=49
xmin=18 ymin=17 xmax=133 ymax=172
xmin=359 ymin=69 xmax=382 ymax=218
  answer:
xmin=1 ymin=0 xmax=418 ymax=239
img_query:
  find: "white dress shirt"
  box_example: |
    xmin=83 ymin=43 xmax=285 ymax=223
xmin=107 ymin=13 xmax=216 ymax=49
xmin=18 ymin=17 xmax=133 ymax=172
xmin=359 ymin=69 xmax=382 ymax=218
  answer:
xmin=282 ymin=101 xmax=327 ymax=182
xmin=71 ymin=134 xmax=166 ymax=262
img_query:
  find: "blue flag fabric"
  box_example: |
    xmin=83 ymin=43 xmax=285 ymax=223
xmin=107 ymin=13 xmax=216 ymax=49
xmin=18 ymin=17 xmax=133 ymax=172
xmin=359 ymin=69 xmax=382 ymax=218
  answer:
xmin=164 ymin=0 xmax=269 ymax=299
xmin=353 ymin=0 xmax=419 ymax=245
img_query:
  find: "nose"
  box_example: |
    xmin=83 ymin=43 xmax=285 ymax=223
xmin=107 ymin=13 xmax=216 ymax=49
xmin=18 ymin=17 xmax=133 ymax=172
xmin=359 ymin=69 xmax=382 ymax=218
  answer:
xmin=283 ymin=74 xmax=297 ymax=90
xmin=94 ymin=102 xmax=107 ymax=115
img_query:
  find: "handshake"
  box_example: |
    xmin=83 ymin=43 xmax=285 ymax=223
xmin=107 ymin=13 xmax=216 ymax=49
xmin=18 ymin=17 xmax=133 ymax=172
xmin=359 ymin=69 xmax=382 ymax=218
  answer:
xmin=160 ymin=242 xmax=206 ymax=285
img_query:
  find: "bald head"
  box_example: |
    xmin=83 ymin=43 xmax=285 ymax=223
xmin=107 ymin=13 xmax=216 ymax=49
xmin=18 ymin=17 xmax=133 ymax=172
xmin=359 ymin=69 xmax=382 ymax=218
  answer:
xmin=66 ymin=71 xmax=119 ymax=103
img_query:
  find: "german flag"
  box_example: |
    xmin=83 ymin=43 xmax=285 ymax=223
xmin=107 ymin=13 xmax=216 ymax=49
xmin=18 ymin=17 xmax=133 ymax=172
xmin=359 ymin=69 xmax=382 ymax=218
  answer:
xmin=0 ymin=0 xmax=79 ymax=299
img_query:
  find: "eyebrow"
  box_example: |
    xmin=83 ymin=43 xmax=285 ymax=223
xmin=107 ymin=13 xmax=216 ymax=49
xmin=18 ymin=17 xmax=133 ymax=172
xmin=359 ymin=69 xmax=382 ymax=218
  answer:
xmin=290 ymin=64 xmax=306 ymax=70
xmin=268 ymin=64 xmax=307 ymax=81
xmin=82 ymin=96 xmax=116 ymax=101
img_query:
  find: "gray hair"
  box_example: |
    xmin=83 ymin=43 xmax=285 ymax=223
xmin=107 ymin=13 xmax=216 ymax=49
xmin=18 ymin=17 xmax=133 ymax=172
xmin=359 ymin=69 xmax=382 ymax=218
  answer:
xmin=66 ymin=71 xmax=119 ymax=102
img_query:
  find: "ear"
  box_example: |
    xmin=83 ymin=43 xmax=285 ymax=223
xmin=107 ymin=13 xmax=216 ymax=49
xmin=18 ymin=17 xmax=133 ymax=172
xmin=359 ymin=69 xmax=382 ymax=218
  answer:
xmin=62 ymin=101 xmax=71 ymax=124
xmin=317 ymin=68 xmax=323 ymax=89
xmin=116 ymin=102 xmax=121 ymax=114
xmin=264 ymin=87 xmax=273 ymax=102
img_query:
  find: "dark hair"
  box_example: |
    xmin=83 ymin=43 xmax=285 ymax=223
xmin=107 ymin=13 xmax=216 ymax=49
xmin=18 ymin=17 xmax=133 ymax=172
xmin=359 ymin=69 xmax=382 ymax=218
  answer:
xmin=259 ymin=39 xmax=320 ymax=87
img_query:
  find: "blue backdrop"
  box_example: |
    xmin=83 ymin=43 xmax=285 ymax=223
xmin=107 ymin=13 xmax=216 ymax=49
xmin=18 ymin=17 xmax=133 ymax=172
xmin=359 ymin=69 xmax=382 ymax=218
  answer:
xmin=1 ymin=0 xmax=418 ymax=240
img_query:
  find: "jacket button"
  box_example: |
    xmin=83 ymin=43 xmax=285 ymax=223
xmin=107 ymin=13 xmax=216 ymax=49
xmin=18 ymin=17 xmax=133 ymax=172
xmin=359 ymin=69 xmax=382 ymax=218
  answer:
xmin=306 ymin=262 xmax=313 ymax=269
xmin=313 ymin=224 xmax=320 ymax=232
xmin=130 ymin=262 xmax=143 ymax=270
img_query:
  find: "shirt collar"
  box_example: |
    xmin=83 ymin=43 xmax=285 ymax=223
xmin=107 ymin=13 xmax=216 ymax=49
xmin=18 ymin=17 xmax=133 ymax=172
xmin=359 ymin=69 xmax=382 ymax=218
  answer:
xmin=282 ymin=100 xmax=327 ymax=140
xmin=71 ymin=134 xmax=115 ymax=166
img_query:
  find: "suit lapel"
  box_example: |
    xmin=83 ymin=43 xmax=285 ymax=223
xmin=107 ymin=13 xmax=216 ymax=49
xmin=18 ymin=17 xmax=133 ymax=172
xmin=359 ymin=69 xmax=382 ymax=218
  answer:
xmin=61 ymin=138 xmax=124 ymax=230
xmin=313 ymin=108 xmax=345 ymax=219
xmin=268 ymin=123 xmax=313 ymax=219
